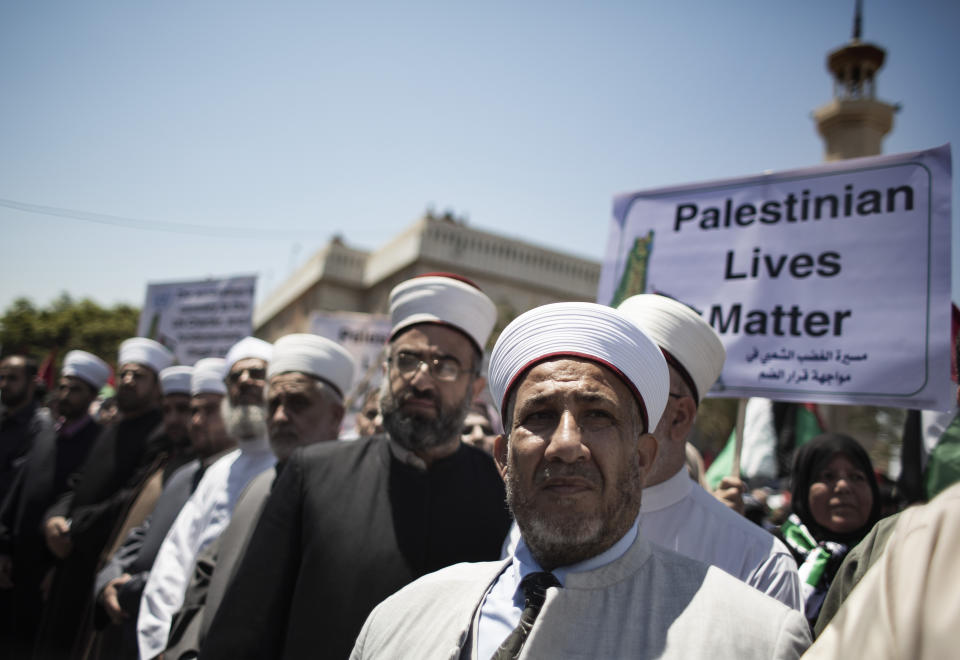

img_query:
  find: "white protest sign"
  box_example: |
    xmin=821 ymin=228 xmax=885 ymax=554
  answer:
xmin=308 ymin=310 xmax=392 ymax=399
xmin=137 ymin=275 xmax=257 ymax=365
xmin=599 ymin=145 xmax=953 ymax=410
xmin=309 ymin=310 xmax=391 ymax=438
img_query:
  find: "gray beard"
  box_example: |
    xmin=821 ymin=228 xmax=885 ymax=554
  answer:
xmin=504 ymin=451 xmax=642 ymax=570
xmin=379 ymin=380 xmax=471 ymax=453
xmin=223 ymin=399 xmax=268 ymax=440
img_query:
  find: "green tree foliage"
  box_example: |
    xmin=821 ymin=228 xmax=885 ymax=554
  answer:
xmin=0 ymin=293 xmax=140 ymax=373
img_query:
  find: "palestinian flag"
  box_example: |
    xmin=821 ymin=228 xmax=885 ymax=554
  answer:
xmin=705 ymin=398 xmax=824 ymax=490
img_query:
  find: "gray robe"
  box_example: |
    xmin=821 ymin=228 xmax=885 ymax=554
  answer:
xmin=352 ymin=532 xmax=811 ymax=660
xmin=164 ymin=466 xmax=274 ymax=659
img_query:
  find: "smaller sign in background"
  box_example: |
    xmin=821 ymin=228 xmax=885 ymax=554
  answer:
xmin=137 ymin=275 xmax=256 ymax=365
xmin=309 ymin=310 xmax=392 ymax=436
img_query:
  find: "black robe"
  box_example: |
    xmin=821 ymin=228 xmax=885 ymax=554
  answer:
xmin=33 ymin=408 xmax=165 ymax=659
xmin=202 ymin=435 xmax=511 ymax=660
xmin=0 ymin=414 xmax=99 ymax=655
xmin=88 ymin=458 xmax=209 ymax=660
xmin=0 ymin=403 xmax=55 ymax=504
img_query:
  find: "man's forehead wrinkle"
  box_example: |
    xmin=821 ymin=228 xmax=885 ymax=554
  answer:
xmin=514 ymin=379 xmax=616 ymax=413
xmin=268 ymin=374 xmax=314 ymax=396
xmin=522 ymin=367 xmax=618 ymax=394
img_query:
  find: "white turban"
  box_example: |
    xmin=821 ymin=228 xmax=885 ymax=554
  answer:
xmin=61 ymin=350 xmax=110 ymax=390
xmin=617 ymin=294 xmax=726 ymax=403
xmin=191 ymin=358 xmax=228 ymax=396
xmin=267 ymin=334 xmax=356 ymax=399
xmin=488 ymin=302 xmax=669 ymax=433
xmin=225 ymin=337 xmax=273 ymax=372
xmin=159 ymin=366 xmax=193 ymax=396
xmin=388 ymin=274 xmax=497 ymax=353
xmin=118 ymin=338 xmax=175 ymax=375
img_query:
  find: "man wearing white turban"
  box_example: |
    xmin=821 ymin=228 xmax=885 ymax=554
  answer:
xmin=90 ymin=361 xmax=238 ymax=660
xmin=163 ymin=333 xmax=356 ymax=658
xmin=202 ymin=274 xmax=512 ymax=660
xmin=350 ymin=302 xmax=810 ymax=660
xmin=37 ymin=338 xmax=175 ymax=658
xmin=616 ymin=293 xmax=801 ymax=610
xmin=137 ymin=340 xmax=277 ymax=660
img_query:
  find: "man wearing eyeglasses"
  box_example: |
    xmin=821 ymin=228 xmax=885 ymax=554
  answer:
xmin=202 ymin=274 xmax=512 ymax=660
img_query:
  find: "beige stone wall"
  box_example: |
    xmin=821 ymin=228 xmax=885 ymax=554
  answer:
xmin=254 ymin=216 xmax=602 ymax=342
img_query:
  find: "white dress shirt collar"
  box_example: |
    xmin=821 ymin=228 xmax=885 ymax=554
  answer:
xmin=512 ymin=515 xmax=640 ymax=587
xmin=640 ymin=466 xmax=692 ymax=513
xmin=477 ymin=515 xmax=641 ymax=659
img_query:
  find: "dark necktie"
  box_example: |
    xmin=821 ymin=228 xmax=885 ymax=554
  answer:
xmin=491 ymin=571 xmax=561 ymax=660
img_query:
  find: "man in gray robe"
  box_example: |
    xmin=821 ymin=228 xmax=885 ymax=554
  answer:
xmin=163 ymin=333 xmax=354 ymax=659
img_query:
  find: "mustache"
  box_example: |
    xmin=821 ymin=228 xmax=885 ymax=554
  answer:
xmin=533 ymin=462 xmax=602 ymax=487
xmin=398 ymin=388 xmax=438 ymax=405
xmin=269 ymin=420 xmax=296 ymax=434
xmin=401 ymin=386 xmax=435 ymax=399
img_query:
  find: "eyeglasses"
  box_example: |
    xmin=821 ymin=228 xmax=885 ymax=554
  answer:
xmin=389 ymin=350 xmax=474 ymax=382
xmin=227 ymin=367 xmax=267 ymax=384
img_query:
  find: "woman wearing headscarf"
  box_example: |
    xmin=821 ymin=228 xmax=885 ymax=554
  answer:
xmin=779 ymin=433 xmax=881 ymax=629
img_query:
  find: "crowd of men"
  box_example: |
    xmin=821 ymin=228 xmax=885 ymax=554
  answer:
xmin=0 ymin=272 xmax=953 ymax=659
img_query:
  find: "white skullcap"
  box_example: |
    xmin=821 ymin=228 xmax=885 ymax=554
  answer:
xmin=617 ymin=294 xmax=726 ymax=404
xmin=225 ymin=337 xmax=273 ymax=372
xmin=267 ymin=334 xmax=356 ymax=398
xmin=160 ymin=366 xmax=193 ymax=396
xmin=488 ymin=302 xmax=669 ymax=433
xmin=389 ymin=273 xmax=497 ymax=353
xmin=191 ymin=358 xmax=228 ymax=396
xmin=118 ymin=338 xmax=175 ymax=375
xmin=61 ymin=350 xmax=110 ymax=390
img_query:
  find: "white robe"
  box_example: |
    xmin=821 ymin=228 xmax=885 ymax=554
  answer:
xmin=639 ymin=467 xmax=801 ymax=609
xmin=136 ymin=437 xmax=276 ymax=660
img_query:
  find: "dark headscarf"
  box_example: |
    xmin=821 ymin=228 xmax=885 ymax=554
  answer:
xmin=790 ymin=432 xmax=881 ymax=546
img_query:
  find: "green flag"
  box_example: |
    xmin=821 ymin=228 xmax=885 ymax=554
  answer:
xmin=925 ymin=412 xmax=960 ymax=499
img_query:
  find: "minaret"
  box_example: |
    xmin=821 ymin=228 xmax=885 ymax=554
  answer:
xmin=813 ymin=0 xmax=898 ymax=160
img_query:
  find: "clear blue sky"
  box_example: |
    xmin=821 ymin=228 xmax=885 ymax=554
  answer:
xmin=2 ymin=0 xmax=957 ymax=314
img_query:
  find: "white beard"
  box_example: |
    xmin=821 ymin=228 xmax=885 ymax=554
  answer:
xmin=222 ymin=398 xmax=268 ymax=440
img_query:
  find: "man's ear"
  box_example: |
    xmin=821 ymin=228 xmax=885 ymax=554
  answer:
xmin=470 ymin=376 xmax=486 ymax=402
xmin=669 ymin=396 xmax=698 ymax=443
xmin=637 ymin=432 xmax=658 ymax=482
xmin=493 ymin=434 xmax=509 ymax=479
